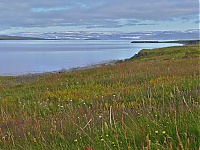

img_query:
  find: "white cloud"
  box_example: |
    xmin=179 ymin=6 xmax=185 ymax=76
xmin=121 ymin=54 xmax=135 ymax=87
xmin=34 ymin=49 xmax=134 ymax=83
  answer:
xmin=0 ymin=0 xmax=198 ymax=32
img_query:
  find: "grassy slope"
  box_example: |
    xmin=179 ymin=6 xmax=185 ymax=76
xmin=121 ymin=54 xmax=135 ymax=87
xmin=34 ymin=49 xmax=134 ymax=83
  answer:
xmin=129 ymin=44 xmax=200 ymax=61
xmin=0 ymin=45 xmax=199 ymax=149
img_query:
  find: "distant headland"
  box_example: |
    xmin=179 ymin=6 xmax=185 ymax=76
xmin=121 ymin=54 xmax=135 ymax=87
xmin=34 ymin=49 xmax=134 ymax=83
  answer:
xmin=0 ymin=35 xmax=45 ymax=40
xmin=131 ymin=40 xmax=200 ymax=45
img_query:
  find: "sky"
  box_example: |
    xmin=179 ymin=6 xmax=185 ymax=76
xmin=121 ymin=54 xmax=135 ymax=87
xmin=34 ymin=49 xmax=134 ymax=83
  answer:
xmin=0 ymin=0 xmax=199 ymax=34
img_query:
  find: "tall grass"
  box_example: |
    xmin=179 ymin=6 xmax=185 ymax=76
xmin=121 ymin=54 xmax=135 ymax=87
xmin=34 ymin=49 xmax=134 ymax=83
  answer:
xmin=0 ymin=45 xmax=199 ymax=149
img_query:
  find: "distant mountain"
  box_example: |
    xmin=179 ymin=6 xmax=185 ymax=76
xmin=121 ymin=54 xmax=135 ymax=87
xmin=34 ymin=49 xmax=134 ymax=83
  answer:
xmin=2 ymin=29 xmax=199 ymax=40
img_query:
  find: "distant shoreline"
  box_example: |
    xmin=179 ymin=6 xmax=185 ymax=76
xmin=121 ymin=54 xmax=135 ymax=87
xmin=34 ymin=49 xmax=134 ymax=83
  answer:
xmin=0 ymin=35 xmax=45 ymax=40
xmin=131 ymin=40 xmax=200 ymax=45
xmin=0 ymin=35 xmax=199 ymax=45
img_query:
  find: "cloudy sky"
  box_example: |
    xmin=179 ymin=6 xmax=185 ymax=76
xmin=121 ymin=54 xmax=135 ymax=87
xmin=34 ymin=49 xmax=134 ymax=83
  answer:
xmin=0 ymin=0 xmax=199 ymax=34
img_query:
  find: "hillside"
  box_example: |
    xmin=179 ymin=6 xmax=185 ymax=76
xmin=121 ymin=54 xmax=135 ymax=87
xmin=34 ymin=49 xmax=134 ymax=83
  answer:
xmin=0 ymin=44 xmax=199 ymax=149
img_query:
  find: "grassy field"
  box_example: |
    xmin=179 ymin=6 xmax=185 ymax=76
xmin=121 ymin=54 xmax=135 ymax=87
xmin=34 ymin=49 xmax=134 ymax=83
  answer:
xmin=0 ymin=44 xmax=199 ymax=150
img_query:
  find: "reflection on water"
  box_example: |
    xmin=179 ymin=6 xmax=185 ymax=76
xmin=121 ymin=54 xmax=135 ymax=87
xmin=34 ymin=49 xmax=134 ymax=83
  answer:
xmin=0 ymin=40 xmax=181 ymax=76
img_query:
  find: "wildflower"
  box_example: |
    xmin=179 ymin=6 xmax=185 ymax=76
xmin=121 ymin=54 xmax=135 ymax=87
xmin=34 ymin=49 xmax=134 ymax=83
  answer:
xmin=84 ymin=146 xmax=92 ymax=150
xmin=74 ymin=139 xmax=78 ymax=142
xmin=106 ymin=134 xmax=109 ymax=137
xmin=148 ymin=130 xmax=152 ymax=135
xmin=162 ymin=131 xmax=166 ymax=135
xmin=33 ymin=138 xmax=37 ymax=143
xmin=155 ymin=130 xmax=158 ymax=134
xmin=101 ymin=138 xmax=104 ymax=142
xmin=28 ymin=132 xmax=31 ymax=136
xmin=111 ymin=142 xmax=115 ymax=145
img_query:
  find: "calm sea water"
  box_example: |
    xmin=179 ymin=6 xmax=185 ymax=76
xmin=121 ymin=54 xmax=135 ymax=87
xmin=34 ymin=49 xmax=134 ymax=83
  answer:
xmin=0 ymin=40 xmax=181 ymax=76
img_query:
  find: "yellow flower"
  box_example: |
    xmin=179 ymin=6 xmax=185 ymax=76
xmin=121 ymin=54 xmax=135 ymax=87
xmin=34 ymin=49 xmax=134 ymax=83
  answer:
xmin=33 ymin=138 xmax=37 ymax=143
xmin=155 ymin=130 xmax=158 ymax=134
xmin=162 ymin=131 xmax=166 ymax=134
xmin=106 ymin=134 xmax=109 ymax=137
xmin=28 ymin=132 xmax=31 ymax=136
xmin=101 ymin=138 xmax=104 ymax=141
xmin=74 ymin=139 xmax=78 ymax=142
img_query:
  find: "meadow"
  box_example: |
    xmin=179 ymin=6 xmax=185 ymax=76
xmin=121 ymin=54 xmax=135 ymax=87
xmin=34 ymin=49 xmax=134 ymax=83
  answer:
xmin=0 ymin=44 xmax=199 ymax=150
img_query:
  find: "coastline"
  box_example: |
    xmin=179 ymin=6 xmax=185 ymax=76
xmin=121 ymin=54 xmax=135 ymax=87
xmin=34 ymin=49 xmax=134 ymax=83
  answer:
xmin=0 ymin=40 xmax=198 ymax=77
xmin=0 ymin=35 xmax=45 ymax=40
xmin=1 ymin=35 xmax=199 ymax=45
xmin=0 ymin=42 xmax=199 ymax=150
xmin=131 ymin=39 xmax=200 ymax=45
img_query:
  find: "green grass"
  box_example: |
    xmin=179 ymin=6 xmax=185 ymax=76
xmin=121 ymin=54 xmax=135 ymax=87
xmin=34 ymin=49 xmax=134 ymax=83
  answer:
xmin=130 ymin=44 xmax=200 ymax=61
xmin=0 ymin=45 xmax=199 ymax=149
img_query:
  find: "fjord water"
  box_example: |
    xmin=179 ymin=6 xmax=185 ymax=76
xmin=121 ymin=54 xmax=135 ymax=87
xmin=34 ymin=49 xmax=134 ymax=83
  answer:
xmin=0 ymin=40 xmax=181 ymax=76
